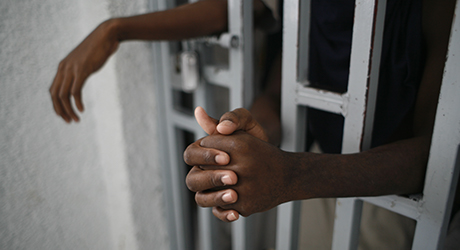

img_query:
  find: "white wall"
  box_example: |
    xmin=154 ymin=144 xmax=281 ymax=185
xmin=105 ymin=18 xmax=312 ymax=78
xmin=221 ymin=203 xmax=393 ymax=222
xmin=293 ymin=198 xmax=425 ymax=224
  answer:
xmin=0 ymin=0 xmax=169 ymax=249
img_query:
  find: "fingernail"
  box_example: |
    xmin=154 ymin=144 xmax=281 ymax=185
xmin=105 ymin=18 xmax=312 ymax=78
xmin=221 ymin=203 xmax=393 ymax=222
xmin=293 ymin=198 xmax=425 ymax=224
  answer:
xmin=222 ymin=192 xmax=234 ymax=203
xmin=215 ymin=154 xmax=228 ymax=165
xmin=227 ymin=212 xmax=238 ymax=222
xmin=220 ymin=120 xmax=233 ymax=126
xmin=221 ymin=175 xmax=232 ymax=186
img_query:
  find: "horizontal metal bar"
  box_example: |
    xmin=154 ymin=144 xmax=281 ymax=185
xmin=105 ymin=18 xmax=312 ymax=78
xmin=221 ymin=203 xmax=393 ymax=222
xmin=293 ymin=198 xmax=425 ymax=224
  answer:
xmin=194 ymin=33 xmax=239 ymax=49
xmin=171 ymin=112 xmax=201 ymax=132
xmin=295 ymin=85 xmax=346 ymax=115
xmin=359 ymin=195 xmax=420 ymax=220
xmin=203 ymin=66 xmax=230 ymax=88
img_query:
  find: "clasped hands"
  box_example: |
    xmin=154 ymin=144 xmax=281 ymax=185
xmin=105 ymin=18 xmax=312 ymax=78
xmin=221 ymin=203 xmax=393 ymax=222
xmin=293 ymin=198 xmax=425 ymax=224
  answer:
xmin=184 ymin=107 xmax=293 ymax=222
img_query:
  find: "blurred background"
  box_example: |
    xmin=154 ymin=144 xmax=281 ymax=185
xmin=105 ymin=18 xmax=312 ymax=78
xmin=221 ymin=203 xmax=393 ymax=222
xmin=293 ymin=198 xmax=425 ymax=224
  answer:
xmin=0 ymin=0 xmax=170 ymax=249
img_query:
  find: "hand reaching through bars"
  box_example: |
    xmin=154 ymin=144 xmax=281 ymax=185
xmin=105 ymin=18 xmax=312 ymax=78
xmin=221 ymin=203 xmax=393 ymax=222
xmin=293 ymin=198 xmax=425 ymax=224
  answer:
xmin=49 ymin=20 xmax=120 ymax=123
xmin=49 ymin=0 xmax=237 ymax=123
xmin=185 ymin=107 xmax=292 ymax=221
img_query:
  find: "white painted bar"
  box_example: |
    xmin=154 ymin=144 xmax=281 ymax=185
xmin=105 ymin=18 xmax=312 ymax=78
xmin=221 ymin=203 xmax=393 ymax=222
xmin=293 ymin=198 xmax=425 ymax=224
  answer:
xmin=296 ymin=86 xmax=345 ymax=115
xmin=227 ymin=0 xmax=254 ymax=249
xmin=171 ymin=112 xmax=202 ymax=132
xmin=360 ymin=196 xmax=420 ymax=220
xmin=412 ymin=2 xmax=460 ymax=248
xmin=203 ymin=65 xmax=230 ymax=87
xmin=332 ymin=198 xmax=363 ymax=250
xmin=341 ymin=0 xmax=386 ymax=154
xmin=277 ymin=0 xmax=306 ymax=249
xmin=332 ymin=0 xmax=386 ymax=249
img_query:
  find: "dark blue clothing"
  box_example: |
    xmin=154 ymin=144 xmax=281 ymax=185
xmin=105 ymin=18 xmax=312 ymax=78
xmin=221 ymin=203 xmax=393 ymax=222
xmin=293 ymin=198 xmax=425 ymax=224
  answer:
xmin=307 ymin=0 xmax=425 ymax=153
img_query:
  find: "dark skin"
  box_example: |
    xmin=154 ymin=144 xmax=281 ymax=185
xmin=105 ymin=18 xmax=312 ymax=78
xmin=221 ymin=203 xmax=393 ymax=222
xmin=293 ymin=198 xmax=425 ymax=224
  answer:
xmin=184 ymin=0 xmax=456 ymax=222
xmin=49 ymin=0 xmax=271 ymax=122
xmin=50 ymin=0 xmax=456 ymax=224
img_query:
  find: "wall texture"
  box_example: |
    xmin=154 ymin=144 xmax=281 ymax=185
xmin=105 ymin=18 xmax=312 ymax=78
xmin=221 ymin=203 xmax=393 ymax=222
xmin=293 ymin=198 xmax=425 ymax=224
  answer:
xmin=0 ymin=0 xmax=169 ymax=249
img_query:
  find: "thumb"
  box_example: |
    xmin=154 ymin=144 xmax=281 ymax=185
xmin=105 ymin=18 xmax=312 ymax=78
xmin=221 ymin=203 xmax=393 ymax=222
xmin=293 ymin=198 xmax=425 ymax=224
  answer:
xmin=195 ymin=106 xmax=219 ymax=135
xmin=217 ymin=108 xmax=268 ymax=141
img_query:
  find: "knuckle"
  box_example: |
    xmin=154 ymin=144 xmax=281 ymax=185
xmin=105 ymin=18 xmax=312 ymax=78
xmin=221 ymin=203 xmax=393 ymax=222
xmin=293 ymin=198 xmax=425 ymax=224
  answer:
xmin=227 ymin=139 xmax=238 ymax=151
xmin=203 ymin=150 xmax=214 ymax=164
xmin=58 ymin=61 xmax=66 ymax=70
xmin=185 ymin=175 xmax=197 ymax=192
xmin=58 ymin=61 xmax=71 ymax=72
xmin=58 ymin=92 xmax=68 ymax=99
xmin=183 ymin=147 xmax=193 ymax=165
xmin=210 ymin=174 xmax=223 ymax=188
xmin=194 ymin=193 xmax=201 ymax=205
xmin=71 ymin=89 xmax=80 ymax=97
xmin=214 ymin=193 xmax=223 ymax=205
xmin=195 ymin=192 xmax=207 ymax=207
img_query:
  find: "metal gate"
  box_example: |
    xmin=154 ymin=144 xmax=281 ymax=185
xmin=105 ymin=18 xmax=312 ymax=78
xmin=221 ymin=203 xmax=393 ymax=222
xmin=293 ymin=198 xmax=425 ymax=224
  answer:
xmin=150 ymin=0 xmax=460 ymax=249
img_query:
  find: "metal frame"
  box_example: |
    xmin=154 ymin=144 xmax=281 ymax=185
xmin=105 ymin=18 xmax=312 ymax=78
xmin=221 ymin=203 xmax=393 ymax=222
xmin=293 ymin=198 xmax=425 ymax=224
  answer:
xmin=151 ymin=0 xmax=460 ymax=249
xmin=277 ymin=0 xmax=460 ymax=249
xmin=150 ymin=0 xmax=254 ymax=249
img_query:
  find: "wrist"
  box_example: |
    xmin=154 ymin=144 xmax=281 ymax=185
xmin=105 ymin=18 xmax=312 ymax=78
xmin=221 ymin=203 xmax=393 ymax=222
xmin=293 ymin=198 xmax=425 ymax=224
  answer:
xmin=283 ymin=151 xmax=324 ymax=202
xmin=100 ymin=18 xmax=123 ymax=42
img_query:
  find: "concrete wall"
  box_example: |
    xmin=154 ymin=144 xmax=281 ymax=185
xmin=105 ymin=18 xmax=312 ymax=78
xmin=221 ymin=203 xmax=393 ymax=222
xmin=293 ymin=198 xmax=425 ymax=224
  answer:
xmin=0 ymin=0 xmax=169 ymax=249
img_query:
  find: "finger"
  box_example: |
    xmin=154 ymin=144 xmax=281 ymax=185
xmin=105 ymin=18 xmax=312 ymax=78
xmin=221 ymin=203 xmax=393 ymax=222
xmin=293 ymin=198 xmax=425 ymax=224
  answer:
xmin=212 ymin=206 xmax=239 ymax=222
xmin=217 ymin=108 xmax=268 ymax=141
xmin=195 ymin=106 xmax=218 ymax=135
xmin=50 ymin=69 xmax=71 ymax=123
xmin=186 ymin=166 xmax=237 ymax=192
xmin=195 ymin=188 xmax=238 ymax=207
xmin=71 ymin=71 xmax=85 ymax=113
xmin=59 ymin=73 xmax=80 ymax=122
xmin=183 ymin=139 xmax=230 ymax=166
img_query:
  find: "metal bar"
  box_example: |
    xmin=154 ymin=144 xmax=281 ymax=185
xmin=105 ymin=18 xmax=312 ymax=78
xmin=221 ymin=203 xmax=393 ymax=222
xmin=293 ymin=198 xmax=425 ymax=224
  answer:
xmin=296 ymin=86 xmax=345 ymax=115
xmin=332 ymin=1 xmax=387 ymax=249
xmin=276 ymin=0 xmax=307 ymax=249
xmin=163 ymin=43 xmax=191 ymax=250
xmin=332 ymin=198 xmax=363 ymax=250
xmin=227 ymin=0 xmax=254 ymax=249
xmin=194 ymin=63 xmax=216 ymax=250
xmin=203 ymin=66 xmax=230 ymax=88
xmin=297 ymin=0 xmax=311 ymax=83
xmin=341 ymin=0 xmax=386 ymax=154
xmin=412 ymin=2 xmax=460 ymax=248
xmin=276 ymin=202 xmax=301 ymax=250
xmin=359 ymin=196 xmax=420 ymax=220
xmin=171 ymin=112 xmax=202 ymax=132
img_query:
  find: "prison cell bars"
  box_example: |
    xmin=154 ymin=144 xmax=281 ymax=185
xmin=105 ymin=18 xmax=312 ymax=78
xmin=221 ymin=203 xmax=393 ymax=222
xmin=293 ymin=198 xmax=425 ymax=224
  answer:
xmin=150 ymin=0 xmax=255 ymax=249
xmin=277 ymin=0 xmax=460 ymax=249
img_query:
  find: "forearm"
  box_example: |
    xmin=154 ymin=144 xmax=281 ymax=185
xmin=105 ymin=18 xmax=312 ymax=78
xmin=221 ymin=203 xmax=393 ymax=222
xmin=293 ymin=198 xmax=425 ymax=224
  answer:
xmin=251 ymin=52 xmax=282 ymax=146
xmin=286 ymin=136 xmax=430 ymax=202
xmin=108 ymin=0 xmax=228 ymax=42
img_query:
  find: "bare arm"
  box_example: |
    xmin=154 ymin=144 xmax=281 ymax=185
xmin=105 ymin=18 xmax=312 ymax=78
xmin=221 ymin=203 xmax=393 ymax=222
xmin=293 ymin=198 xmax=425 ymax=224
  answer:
xmin=50 ymin=0 xmax=274 ymax=123
xmin=184 ymin=0 xmax=456 ymax=221
xmin=254 ymin=0 xmax=456 ymax=199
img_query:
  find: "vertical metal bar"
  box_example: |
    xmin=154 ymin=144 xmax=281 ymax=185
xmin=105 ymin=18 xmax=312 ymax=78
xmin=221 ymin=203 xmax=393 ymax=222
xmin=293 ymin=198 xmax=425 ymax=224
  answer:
xmin=331 ymin=198 xmax=364 ymax=250
xmin=227 ymin=0 xmax=254 ymax=249
xmin=150 ymin=39 xmax=181 ymax=250
xmin=332 ymin=1 xmax=386 ymax=249
xmin=341 ymin=0 xmax=386 ymax=153
xmin=149 ymin=2 xmax=193 ymax=249
xmin=412 ymin=2 xmax=460 ymax=248
xmin=196 ymin=91 xmax=215 ymax=250
xmin=297 ymin=0 xmax=311 ymax=84
xmin=159 ymin=44 xmax=191 ymax=250
xmin=276 ymin=0 xmax=307 ymax=249
xmin=148 ymin=3 xmax=181 ymax=250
